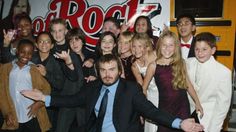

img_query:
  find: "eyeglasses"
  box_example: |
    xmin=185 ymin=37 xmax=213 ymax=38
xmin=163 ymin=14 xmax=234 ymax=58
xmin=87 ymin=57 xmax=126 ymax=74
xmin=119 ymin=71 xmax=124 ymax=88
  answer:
xmin=177 ymin=21 xmax=192 ymax=27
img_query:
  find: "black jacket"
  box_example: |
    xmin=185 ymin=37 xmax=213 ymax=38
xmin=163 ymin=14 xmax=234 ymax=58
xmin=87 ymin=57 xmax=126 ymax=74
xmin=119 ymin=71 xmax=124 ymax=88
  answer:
xmin=50 ymin=78 xmax=176 ymax=132
xmin=187 ymin=37 xmax=196 ymax=58
xmin=31 ymin=52 xmax=65 ymax=94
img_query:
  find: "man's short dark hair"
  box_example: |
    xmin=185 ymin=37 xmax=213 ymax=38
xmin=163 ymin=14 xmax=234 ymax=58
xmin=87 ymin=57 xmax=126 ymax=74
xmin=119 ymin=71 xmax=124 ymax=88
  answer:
xmin=104 ymin=17 xmax=121 ymax=29
xmin=96 ymin=54 xmax=122 ymax=74
xmin=195 ymin=32 xmax=216 ymax=48
xmin=176 ymin=14 xmax=196 ymax=25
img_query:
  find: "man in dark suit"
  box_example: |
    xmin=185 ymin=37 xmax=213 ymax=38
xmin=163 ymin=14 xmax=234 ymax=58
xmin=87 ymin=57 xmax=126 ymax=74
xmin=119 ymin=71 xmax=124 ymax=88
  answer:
xmin=176 ymin=14 xmax=196 ymax=60
xmin=21 ymin=54 xmax=204 ymax=132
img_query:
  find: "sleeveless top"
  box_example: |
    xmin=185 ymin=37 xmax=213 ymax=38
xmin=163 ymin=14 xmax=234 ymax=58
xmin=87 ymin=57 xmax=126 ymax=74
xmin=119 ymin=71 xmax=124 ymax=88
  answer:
xmin=154 ymin=64 xmax=190 ymax=132
xmin=135 ymin=62 xmax=157 ymax=91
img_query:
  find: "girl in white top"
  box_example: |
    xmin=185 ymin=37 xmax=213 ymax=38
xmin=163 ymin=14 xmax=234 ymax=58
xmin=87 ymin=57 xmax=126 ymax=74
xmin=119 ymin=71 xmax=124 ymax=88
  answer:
xmin=131 ymin=33 xmax=159 ymax=132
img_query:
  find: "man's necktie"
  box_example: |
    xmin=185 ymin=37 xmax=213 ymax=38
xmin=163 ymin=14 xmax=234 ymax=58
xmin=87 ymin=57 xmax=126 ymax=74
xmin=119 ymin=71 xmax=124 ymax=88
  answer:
xmin=96 ymin=89 xmax=109 ymax=132
xmin=180 ymin=43 xmax=191 ymax=48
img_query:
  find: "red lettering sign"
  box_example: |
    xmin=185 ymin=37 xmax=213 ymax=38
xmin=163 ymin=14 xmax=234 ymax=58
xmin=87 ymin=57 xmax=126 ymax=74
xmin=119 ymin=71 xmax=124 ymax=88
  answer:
xmin=32 ymin=0 xmax=161 ymax=47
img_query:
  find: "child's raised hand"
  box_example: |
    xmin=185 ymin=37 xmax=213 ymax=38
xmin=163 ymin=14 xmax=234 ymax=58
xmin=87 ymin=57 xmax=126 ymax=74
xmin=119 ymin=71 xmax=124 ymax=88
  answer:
xmin=3 ymin=29 xmax=16 ymax=47
xmin=163 ymin=24 xmax=169 ymax=33
xmin=82 ymin=58 xmax=94 ymax=68
xmin=121 ymin=21 xmax=130 ymax=32
xmin=54 ymin=49 xmax=72 ymax=64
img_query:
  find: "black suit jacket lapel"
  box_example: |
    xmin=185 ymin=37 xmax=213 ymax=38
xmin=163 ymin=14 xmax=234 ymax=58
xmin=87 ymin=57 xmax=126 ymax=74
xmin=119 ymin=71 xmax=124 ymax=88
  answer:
xmin=188 ymin=37 xmax=196 ymax=58
xmin=88 ymin=82 xmax=103 ymax=117
xmin=87 ymin=81 xmax=103 ymax=132
xmin=112 ymin=79 xmax=125 ymax=130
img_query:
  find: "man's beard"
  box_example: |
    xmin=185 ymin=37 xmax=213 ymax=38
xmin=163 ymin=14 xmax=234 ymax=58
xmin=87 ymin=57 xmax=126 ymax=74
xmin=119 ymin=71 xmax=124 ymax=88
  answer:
xmin=103 ymin=75 xmax=120 ymax=86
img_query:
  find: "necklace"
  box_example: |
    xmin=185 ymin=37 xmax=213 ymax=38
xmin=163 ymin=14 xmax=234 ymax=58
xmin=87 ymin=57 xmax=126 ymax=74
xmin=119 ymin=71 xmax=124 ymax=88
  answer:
xmin=137 ymin=58 xmax=146 ymax=67
xmin=159 ymin=58 xmax=173 ymax=66
xmin=121 ymin=56 xmax=129 ymax=66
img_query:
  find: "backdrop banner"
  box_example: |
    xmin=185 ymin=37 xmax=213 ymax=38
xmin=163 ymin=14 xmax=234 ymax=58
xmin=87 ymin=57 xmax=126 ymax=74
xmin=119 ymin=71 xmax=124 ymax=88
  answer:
xmin=2 ymin=0 xmax=170 ymax=49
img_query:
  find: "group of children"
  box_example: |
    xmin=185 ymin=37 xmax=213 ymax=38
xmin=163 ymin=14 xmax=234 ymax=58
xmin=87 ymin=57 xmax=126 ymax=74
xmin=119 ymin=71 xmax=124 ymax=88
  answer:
xmin=0 ymin=13 xmax=232 ymax=132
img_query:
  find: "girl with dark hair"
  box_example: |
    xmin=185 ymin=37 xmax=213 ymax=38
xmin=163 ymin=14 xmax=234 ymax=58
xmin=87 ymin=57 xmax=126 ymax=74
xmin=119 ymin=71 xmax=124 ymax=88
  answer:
xmin=2 ymin=13 xmax=34 ymax=63
xmin=134 ymin=15 xmax=159 ymax=49
xmin=96 ymin=31 xmax=118 ymax=58
xmin=0 ymin=0 xmax=31 ymax=41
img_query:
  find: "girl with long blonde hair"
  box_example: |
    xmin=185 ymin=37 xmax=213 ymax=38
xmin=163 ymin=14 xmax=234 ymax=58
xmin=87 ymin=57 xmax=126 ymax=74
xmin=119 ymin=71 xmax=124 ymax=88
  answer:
xmin=143 ymin=31 xmax=203 ymax=132
xmin=131 ymin=33 xmax=159 ymax=132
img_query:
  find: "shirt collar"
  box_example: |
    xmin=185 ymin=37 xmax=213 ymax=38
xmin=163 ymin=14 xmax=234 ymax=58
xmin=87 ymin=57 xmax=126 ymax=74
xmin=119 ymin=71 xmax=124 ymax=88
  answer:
xmin=180 ymin=36 xmax=193 ymax=44
xmin=101 ymin=79 xmax=120 ymax=96
xmin=12 ymin=59 xmax=34 ymax=68
xmin=197 ymin=56 xmax=215 ymax=66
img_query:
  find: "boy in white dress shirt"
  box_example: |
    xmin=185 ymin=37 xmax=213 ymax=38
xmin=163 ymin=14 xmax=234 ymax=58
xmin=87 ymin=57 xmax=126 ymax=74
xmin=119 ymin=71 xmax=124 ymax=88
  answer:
xmin=186 ymin=32 xmax=232 ymax=132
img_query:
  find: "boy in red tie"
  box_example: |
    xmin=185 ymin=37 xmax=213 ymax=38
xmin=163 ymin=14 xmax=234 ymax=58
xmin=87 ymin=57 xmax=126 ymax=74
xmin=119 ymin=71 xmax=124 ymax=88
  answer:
xmin=176 ymin=14 xmax=196 ymax=60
